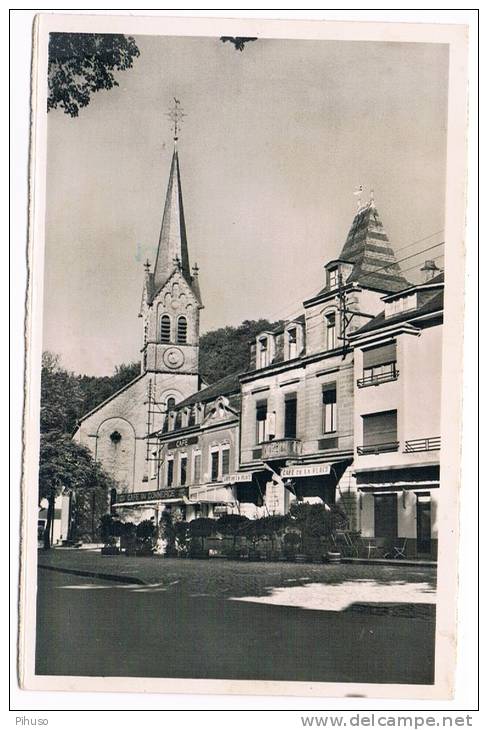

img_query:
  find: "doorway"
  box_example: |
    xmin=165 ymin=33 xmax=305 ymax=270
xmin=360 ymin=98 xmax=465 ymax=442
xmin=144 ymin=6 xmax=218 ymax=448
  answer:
xmin=416 ymin=493 xmax=432 ymax=554
xmin=374 ymin=493 xmax=398 ymax=539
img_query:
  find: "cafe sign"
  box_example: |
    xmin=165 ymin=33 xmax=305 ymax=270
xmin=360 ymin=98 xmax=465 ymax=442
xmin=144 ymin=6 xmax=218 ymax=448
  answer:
xmin=224 ymin=472 xmax=254 ymax=484
xmin=166 ymin=435 xmax=199 ymax=450
xmin=281 ymin=464 xmax=331 ymax=478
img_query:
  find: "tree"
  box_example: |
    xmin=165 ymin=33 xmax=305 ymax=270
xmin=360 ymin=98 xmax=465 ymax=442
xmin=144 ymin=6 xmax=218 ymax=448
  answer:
xmin=40 ymin=352 xmax=84 ymax=434
xmin=48 ymin=33 xmax=140 ymax=117
xmin=188 ymin=517 xmax=215 ymax=553
xmin=39 ymin=432 xmax=116 ymax=547
xmin=199 ymin=319 xmax=283 ymax=384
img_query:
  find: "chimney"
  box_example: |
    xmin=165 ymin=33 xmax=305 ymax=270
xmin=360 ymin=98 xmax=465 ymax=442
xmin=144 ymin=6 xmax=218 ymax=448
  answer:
xmin=420 ymin=259 xmax=441 ymax=283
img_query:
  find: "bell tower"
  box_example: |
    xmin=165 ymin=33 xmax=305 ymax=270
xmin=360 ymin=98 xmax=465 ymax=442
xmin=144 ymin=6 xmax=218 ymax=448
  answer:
xmin=140 ymin=101 xmax=203 ymax=387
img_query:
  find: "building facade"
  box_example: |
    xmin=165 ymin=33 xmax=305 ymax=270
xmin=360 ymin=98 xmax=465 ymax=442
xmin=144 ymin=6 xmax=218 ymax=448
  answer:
xmin=114 ymin=373 xmax=242 ymax=523
xmin=236 ymin=196 xmax=411 ymax=522
xmin=349 ymin=270 xmax=444 ymax=559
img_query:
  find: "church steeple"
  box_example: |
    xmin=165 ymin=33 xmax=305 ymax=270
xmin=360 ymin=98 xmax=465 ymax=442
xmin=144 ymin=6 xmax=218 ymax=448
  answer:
xmin=153 ymin=148 xmax=192 ymax=292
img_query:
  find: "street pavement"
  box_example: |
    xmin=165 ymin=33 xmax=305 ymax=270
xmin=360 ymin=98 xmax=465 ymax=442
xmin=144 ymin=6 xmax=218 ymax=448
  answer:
xmin=36 ymin=552 xmax=436 ymax=685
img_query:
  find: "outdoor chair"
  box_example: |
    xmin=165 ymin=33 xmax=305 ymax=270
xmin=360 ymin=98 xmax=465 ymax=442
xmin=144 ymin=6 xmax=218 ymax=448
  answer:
xmin=392 ymin=538 xmax=408 ymax=559
xmin=360 ymin=537 xmax=379 ymax=559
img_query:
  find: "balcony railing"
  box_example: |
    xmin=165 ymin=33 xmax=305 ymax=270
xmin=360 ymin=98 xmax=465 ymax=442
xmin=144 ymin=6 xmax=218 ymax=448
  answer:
xmin=357 ymin=441 xmax=399 ymax=455
xmin=404 ymin=437 xmax=441 ymax=453
xmin=261 ymin=438 xmax=302 ymax=461
xmin=357 ymin=370 xmax=400 ymax=388
xmin=114 ymin=487 xmax=188 ymax=504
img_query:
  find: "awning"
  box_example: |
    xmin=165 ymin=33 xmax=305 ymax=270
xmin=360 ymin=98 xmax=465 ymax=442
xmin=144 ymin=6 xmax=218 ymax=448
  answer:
xmin=358 ymin=481 xmax=439 ymax=492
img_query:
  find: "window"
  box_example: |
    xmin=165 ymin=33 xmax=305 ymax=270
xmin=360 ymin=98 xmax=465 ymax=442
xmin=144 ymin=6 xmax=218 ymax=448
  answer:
xmin=166 ymin=457 xmax=174 ymax=487
xmin=222 ymin=447 xmax=230 ymax=477
xmin=322 ymin=383 xmax=337 ymax=433
xmin=328 ymin=267 xmax=338 ymax=290
xmin=174 ymin=411 xmax=182 ymax=430
xmin=258 ymin=337 xmax=270 ymax=368
xmin=180 ymin=454 xmax=187 ymax=486
xmin=150 ymin=449 xmax=158 ymax=480
xmin=286 ymin=328 xmax=298 ymax=360
xmin=325 ymin=313 xmax=337 ymax=350
xmin=177 ymin=316 xmax=188 ymax=344
xmin=188 ymin=406 xmax=196 ymax=427
xmin=385 ymin=294 xmax=417 ymax=318
xmin=360 ymin=410 xmax=398 ymax=453
xmin=359 ymin=342 xmax=398 ymax=386
xmin=166 ymin=397 xmax=176 ymax=412
xmin=211 ymin=450 xmax=219 ymax=482
xmin=284 ymin=393 xmax=297 ymax=438
xmin=160 ymin=314 xmax=171 ymax=343
xmin=256 ymin=400 xmax=268 ymax=443
xmin=193 ymin=452 xmax=201 ymax=484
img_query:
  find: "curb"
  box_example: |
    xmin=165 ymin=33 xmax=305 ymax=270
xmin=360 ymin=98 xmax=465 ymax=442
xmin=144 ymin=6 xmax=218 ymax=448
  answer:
xmin=341 ymin=557 xmax=437 ymax=567
xmin=38 ymin=564 xmax=147 ymax=585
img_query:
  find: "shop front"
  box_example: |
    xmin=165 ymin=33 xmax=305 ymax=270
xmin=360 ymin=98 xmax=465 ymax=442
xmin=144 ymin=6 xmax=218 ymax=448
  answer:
xmin=355 ymin=464 xmax=439 ymax=559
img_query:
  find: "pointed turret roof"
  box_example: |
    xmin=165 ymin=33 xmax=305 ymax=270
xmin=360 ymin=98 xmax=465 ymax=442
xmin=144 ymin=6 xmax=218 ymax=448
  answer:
xmin=144 ymin=146 xmax=202 ymax=308
xmin=153 ymin=149 xmax=191 ymax=292
xmin=338 ymin=201 xmax=410 ymax=293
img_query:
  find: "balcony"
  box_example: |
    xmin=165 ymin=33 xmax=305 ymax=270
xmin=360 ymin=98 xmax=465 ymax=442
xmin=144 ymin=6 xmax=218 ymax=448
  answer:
xmin=404 ymin=437 xmax=441 ymax=453
xmin=261 ymin=438 xmax=302 ymax=461
xmin=357 ymin=369 xmax=399 ymax=388
xmin=114 ymin=487 xmax=188 ymax=504
xmin=357 ymin=441 xmax=399 ymax=456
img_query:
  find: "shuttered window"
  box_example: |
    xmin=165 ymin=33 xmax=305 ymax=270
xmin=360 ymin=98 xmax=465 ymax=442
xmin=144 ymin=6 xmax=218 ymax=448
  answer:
xmin=322 ymin=383 xmax=337 ymax=433
xmin=362 ymin=410 xmax=397 ymax=446
xmin=284 ymin=393 xmax=297 ymax=438
xmin=222 ymin=448 xmax=230 ymax=476
xmin=177 ymin=316 xmax=188 ymax=344
xmin=211 ymin=450 xmax=219 ymax=482
xmin=160 ymin=315 xmax=171 ymax=343
xmin=193 ymin=453 xmax=201 ymax=484
xmin=166 ymin=458 xmax=174 ymax=487
xmin=363 ymin=342 xmax=397 ymax=369
xmin=180 ymin=455 xmax=187 ymax=486
xmin=256 ymin=400 xmax=268 ymax=443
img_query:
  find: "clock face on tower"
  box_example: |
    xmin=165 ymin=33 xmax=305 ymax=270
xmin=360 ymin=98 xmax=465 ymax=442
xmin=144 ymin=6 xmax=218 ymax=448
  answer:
xmin=163 ymin=347 xmax=185 ymax=369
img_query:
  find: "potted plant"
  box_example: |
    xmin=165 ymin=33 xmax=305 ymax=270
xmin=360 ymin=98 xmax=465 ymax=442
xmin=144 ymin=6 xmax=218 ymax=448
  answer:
xmin=135 ymin=519 xmax=156 ymax=556
xmin=283 ymin=531 xmax=301 ymax=561
xmin=100 ymin=514 xmax=121 ymax=555
xmin=188 ymin=517 xmax=214 ymax=558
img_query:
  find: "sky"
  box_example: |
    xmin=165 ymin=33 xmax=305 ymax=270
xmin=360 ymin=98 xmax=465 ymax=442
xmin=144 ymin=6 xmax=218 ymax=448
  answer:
xmin=43 ymin=34 xmax=449 ymax=375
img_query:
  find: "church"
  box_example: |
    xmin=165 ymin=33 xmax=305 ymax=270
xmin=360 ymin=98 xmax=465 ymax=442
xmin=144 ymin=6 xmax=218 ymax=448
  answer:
xmin=73 ymin=131 xmax=204 ymax=502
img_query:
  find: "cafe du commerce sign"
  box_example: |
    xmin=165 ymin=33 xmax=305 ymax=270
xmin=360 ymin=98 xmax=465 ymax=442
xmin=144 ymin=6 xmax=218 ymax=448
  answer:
xmin=166 ymin=435 xmax=199 ymax=450
xmin=280 ymin=464 xmax=331 ymax=478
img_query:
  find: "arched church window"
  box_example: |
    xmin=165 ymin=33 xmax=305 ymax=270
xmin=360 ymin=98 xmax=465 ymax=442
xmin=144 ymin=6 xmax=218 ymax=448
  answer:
xmin=177 ymin=316 xmax=188 ymax=344
xmin=166 ymin=396 xmax=176 ymax=412
xmin=160 ymin=314 xmax=171 ymax=343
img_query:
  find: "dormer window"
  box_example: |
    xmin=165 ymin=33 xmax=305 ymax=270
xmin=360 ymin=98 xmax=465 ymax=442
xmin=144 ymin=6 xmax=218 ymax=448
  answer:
xmin=328 ymin=267 xmax=338 ymax=290
xmin=287 ymin=328 xmax=297 ymax=360
xmin=385 ymin=293 xmax=417 ymax=318
xmin=258 ymin=337 xmax=270 ymax=368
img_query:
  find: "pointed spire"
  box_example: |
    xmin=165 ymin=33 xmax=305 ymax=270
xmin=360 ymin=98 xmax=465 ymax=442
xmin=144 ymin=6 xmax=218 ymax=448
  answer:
xmin=339 ymin=198 xmax=410 ymax=293
xmin=153 ymin=148 xmax=192 ymax=292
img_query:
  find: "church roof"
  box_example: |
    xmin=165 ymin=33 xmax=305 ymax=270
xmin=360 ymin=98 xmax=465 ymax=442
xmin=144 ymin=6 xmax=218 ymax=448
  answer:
xmin=338 ymin=201 xmax=411 ymax=292
xmin=175 ymin=371 xmax=242 ymax=409
xmin=152 ymin=150 xmax=192 ymax=293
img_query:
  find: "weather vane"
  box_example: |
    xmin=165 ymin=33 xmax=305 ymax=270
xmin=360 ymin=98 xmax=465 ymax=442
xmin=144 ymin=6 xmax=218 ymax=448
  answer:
xmin=166 ymin=97 xmax=186 ymax=143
